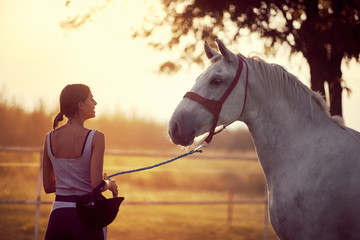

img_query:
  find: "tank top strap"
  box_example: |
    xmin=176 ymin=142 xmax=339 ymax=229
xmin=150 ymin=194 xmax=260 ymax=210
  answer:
xmin=46 ymin=129 xmax=97 ymax=160
xmin=81 ymin=130 xmax=97 ymax=158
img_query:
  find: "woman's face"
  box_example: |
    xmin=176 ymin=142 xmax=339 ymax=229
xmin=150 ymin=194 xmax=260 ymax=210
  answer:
xmin=79 ymin=91 xmax=97 ymax=120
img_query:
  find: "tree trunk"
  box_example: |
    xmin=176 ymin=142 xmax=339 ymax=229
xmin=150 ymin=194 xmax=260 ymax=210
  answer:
xmin=306 ymin=48 xmax=326 ymax=101
xmin=328 ymin=80 xmax=342 ymax=116
xmin=305 ymin=47 xmax=343 ymax=117
xmin=308 ymin=60 xmax=326 ymax=98
xmin=326 ymin=54 xmax=343 ymax=117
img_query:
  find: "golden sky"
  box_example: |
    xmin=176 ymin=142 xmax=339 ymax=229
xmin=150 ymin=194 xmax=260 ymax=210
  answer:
xmin=0 ymin=0 xmax=359 ymax=131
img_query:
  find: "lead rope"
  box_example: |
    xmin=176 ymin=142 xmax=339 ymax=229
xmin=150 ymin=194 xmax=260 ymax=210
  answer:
xmin=108 ymin=146 xmax=204 ymax=178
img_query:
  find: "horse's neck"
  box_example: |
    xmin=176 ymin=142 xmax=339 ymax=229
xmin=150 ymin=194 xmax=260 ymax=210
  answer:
xmin=242 ymin=78 xmax=332 ymax=179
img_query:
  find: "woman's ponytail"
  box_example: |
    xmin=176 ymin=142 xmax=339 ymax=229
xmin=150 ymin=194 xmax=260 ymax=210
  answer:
xmin=53 ymin=112 xmax=64 ymax=131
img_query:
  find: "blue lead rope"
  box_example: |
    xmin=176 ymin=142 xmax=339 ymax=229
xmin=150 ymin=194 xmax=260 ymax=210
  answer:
xmin=109 ymin=149 xmax=203 ymax=178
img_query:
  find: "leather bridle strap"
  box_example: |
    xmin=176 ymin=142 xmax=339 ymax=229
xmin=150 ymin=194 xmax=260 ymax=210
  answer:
xmin=183 ymin=55 xmax=248 ymax=144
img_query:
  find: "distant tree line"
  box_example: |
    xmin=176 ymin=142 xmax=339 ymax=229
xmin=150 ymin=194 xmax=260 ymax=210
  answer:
xmin=0 ymin=96 xmax=255 ymax=152
xmin=0 ymin=100 xmax=51 ymax=147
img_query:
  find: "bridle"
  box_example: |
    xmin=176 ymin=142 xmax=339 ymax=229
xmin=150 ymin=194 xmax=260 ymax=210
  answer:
xmin=183 ymin=55 xmax=249 ymax=145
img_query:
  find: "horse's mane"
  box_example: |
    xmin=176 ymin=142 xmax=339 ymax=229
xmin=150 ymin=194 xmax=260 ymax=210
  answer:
xmin=247 ymin=56 xmax=344 ymax=127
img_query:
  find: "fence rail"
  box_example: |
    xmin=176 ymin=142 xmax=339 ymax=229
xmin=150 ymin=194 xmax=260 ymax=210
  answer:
xmin=0 ymin=146 xmax=269 ymax=240
xmin=0 ymin=199 xmax=267 ymax=205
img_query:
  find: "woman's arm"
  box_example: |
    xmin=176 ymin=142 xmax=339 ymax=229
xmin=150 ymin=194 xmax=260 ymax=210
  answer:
xmin=43 ymin=137 xmax=56 ymax=194
xmin=90 ymin=131 xmax=118 ymax=196
xmin=90 ymin=131 xmax=105 ymax=189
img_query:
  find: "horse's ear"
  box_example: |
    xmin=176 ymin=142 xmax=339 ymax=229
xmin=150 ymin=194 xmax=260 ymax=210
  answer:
xmin=216 ymin=39 xmax=236 ymax=63
xmin=204 ymin=40 xmax=219 ymax=59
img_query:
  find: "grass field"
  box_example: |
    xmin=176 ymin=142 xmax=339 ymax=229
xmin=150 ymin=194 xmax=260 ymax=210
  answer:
xmin=0 ymin=150 xmax=277 ymax=240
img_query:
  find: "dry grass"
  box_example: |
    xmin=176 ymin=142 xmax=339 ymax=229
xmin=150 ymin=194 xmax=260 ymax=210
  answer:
xmin=0 ymin=151 xmax=277 ymax=240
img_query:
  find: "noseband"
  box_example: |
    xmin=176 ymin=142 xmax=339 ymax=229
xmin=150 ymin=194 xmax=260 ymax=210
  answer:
xmin=183 ymin=55 xmax=248 ymax=144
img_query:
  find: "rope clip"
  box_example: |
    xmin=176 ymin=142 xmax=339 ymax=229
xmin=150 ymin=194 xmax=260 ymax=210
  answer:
xmin=192 ymin=142 xmax=208 ymax=152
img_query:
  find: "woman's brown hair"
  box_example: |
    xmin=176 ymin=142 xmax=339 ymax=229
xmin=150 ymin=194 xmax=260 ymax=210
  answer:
xmin=53 ymin=84 xmax=90 ymax=130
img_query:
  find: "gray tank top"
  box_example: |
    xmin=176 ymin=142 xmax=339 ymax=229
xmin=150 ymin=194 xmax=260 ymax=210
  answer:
xmin=46 ymin=130 xmax=97 ymax=196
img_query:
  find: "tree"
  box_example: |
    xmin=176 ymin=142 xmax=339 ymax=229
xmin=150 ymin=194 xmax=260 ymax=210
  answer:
xmin=61 ymin=0 xmax=360 ymax=117
xmin=134 ymin=0 xmax=360 ymax=117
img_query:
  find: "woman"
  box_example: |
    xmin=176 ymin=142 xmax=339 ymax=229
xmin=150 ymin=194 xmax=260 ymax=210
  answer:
xmin=43 ymin=84 xmax=118 ymax=240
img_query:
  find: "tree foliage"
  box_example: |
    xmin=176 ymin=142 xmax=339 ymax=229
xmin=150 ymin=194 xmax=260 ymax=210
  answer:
xmin=134 ymin=0 xmax=360 ymax=117
xmin=60 ymin=0 xmax=360 ymax=117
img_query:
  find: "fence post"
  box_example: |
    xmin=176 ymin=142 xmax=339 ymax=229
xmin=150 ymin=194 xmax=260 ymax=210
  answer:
xmin=227 ymin=190 xmax=234 ymax=225
xmin=34 ymin=150 xmax=43 ymax=240
xmin=263 ymin=188 xmax=268 ymax=240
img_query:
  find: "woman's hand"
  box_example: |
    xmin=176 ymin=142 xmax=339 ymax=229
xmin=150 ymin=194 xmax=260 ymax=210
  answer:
xmin=104 ymin=172 xmax=118 ymax=197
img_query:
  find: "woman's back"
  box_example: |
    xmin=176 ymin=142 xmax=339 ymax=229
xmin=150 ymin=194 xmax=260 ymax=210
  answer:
xmin=47 ymin=125 xmax=97 ymax=196
xmin=50 ymin=125 xmax=91 ymax=159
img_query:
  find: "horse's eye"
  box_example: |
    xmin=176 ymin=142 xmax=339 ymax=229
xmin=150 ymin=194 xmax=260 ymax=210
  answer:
xmin=210 ymin=78 xmax=222 ymax=86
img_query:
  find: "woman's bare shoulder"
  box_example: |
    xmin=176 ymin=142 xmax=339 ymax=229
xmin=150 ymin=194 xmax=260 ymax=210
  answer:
xmin=93 ymin=130 xmax=104 ymax=138
xmin=92 ymin=130 xmax=105 ymax=145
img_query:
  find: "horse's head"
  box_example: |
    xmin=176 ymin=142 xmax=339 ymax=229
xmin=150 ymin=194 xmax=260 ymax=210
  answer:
xmin=168 ymin=39 xmax=248 ymax=146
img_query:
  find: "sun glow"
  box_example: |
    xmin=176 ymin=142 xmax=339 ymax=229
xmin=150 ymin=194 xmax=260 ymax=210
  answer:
xmin=0 ymin=0 xmax=359 ymax=131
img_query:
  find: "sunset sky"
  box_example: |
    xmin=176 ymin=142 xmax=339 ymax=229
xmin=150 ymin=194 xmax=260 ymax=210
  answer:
xmin=1 ymin=0 xmax=359 ymax=132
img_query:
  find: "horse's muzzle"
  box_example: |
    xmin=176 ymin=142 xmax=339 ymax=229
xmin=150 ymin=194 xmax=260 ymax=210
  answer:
xmin=168 ymin=113 xmax=197 ymax=146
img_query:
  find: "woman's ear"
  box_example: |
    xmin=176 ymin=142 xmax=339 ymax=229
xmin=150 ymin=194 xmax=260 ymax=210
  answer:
xmin=78 ymin=101 xmax=84 ymax=111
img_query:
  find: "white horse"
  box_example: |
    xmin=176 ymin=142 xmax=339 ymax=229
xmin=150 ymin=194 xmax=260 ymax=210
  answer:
xmin=168 ymin=39 xmax=360 ymax=240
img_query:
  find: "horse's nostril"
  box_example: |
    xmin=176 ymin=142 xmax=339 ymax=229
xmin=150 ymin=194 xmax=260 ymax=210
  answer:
xmin=172 ymin=122 xmax=179 ymax=135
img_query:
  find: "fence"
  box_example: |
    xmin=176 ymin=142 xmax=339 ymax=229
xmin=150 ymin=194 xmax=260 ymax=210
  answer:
xmin=0 ymin=147 xmax=269 ymax=240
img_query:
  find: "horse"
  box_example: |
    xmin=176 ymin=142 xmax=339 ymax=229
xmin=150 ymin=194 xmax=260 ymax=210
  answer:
xmin=168 ymin=39 xmax=360 ymax=239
